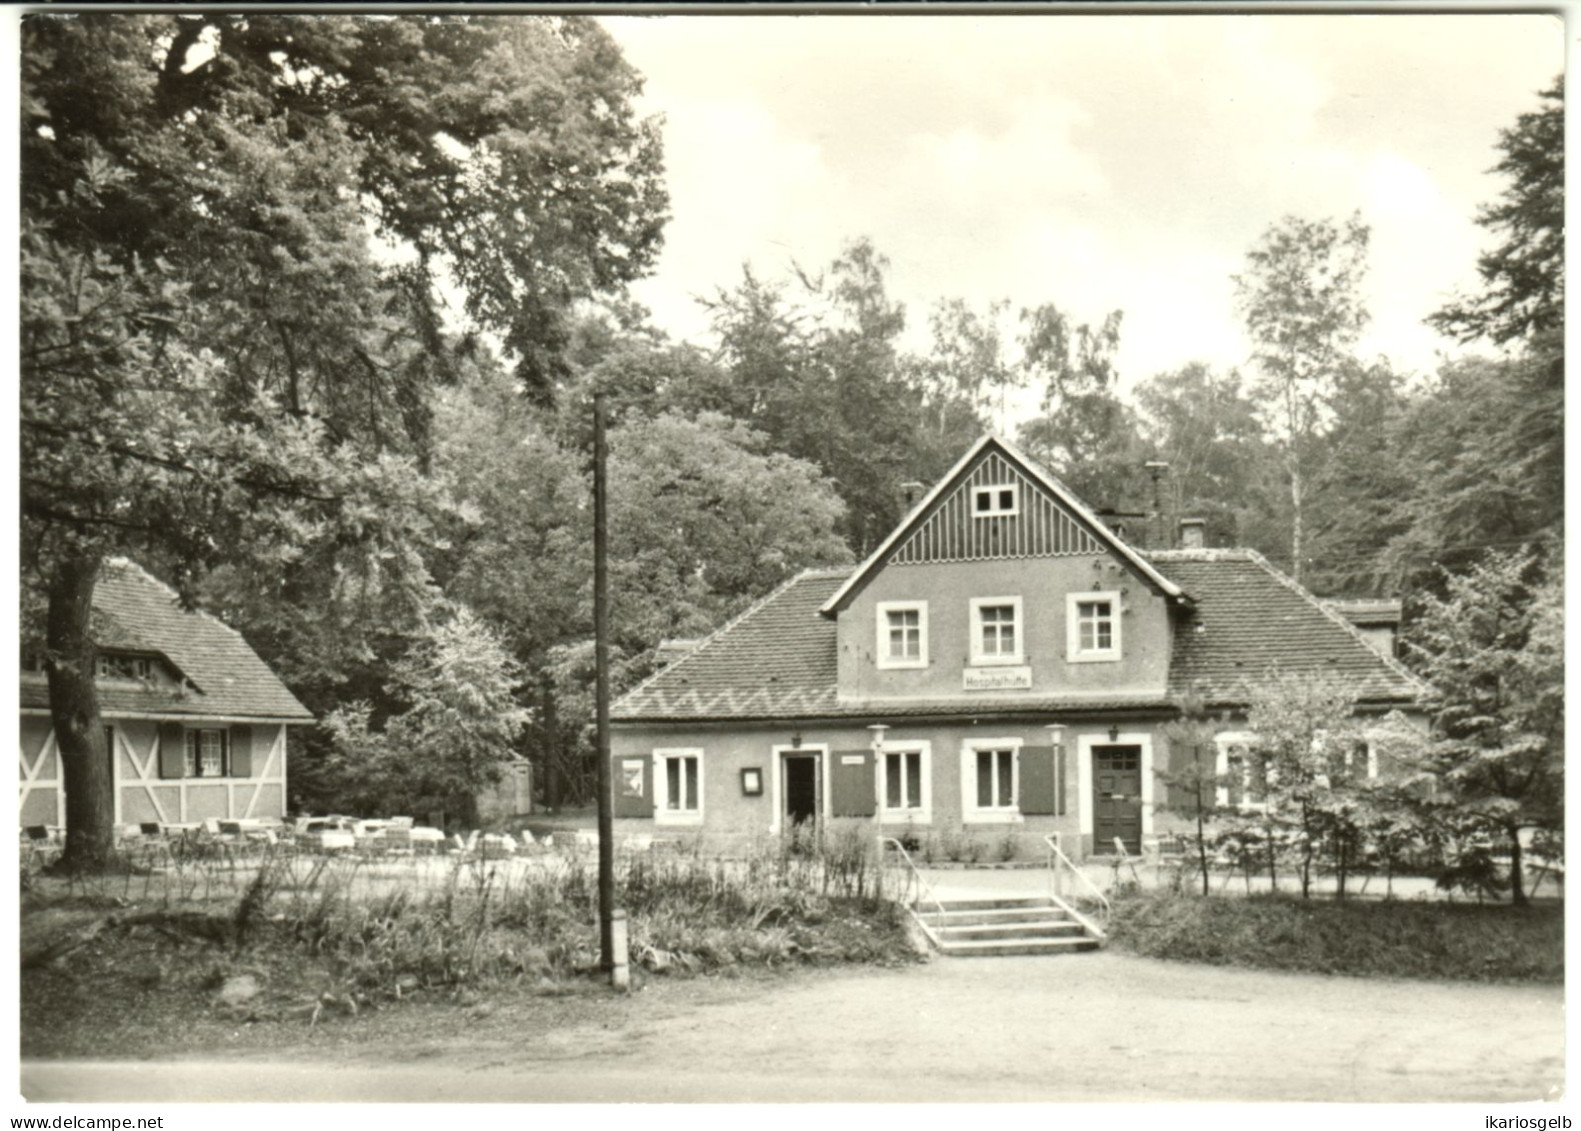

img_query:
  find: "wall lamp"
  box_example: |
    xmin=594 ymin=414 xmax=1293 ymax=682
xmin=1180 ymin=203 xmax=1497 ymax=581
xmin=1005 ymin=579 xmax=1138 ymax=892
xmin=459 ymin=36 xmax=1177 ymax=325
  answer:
xmin=868 ymin=723 xmax=889 ymax=753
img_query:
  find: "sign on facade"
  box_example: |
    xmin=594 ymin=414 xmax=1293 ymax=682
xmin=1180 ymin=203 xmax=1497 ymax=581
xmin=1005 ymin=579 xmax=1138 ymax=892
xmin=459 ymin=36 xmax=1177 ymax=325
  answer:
xmin=962 ymin=665 xmax=1033 ymax=691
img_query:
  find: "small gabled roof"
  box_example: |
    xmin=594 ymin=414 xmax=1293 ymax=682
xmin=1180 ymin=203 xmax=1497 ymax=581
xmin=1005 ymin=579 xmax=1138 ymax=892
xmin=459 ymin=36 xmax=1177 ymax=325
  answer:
xmin=1322 ymin=598 xmax=1404 ymax=627
xmin=20 ymin=558 xmax=314 ymax=723
xmin=1154 ymin=550 xmax=1426 ymax=706
xmin=819 ymin=434 xmax=1187 ymax=616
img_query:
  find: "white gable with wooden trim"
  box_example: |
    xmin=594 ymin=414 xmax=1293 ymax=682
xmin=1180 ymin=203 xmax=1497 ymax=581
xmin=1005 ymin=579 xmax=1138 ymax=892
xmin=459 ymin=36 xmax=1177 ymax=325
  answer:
xmin=888 ymin=447 xmax=1109 ymax=565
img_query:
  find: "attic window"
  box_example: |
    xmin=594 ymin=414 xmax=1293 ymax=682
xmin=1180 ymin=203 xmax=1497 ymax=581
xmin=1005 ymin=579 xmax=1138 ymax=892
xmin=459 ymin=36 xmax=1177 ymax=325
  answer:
xmin=97 ymin=653 xmax=152 ymax=681
xmin=973 ymin=484 xmax=1018 ymax=517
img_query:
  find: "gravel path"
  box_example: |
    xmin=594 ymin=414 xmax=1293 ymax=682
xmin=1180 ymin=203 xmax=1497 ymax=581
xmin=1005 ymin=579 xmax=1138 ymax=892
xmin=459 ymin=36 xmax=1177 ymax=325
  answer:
xmin=23 ymin=952 xmax=1563 ymax=1103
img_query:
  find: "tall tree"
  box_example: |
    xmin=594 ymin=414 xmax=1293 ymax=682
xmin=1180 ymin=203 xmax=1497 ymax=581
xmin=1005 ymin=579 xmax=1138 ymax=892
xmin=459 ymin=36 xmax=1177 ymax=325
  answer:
xmin=704 ymin=238 xmax=978 ymax=553
xmin=1405 ymin=550 xmax=1563 ymax=906
xmin=1016 ymin=305 xmax=1147 ymax=513
xmin=1233 ymin=213 xmax=1371 ymax=582
xmin=1430 ymin=76 xmax=1564 ymax=350
xmin=1133 ymin=362 xmax=1281 ymax=556
xmin=21 ymin=14 xmax=667 ymax=867
xmin=1418 ymin=77 xmax=1564 ymax=574
xmin=1301 ymin=357 xmax=1415 ymax=596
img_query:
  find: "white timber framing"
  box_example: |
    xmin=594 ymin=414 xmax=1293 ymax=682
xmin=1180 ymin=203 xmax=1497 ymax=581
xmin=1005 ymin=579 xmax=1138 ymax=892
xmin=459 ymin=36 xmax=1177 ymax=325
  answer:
xmin=18 ymin=730 xmax=65 ymax=828
xmin=20 ymin=719 xmax=291 ymax=825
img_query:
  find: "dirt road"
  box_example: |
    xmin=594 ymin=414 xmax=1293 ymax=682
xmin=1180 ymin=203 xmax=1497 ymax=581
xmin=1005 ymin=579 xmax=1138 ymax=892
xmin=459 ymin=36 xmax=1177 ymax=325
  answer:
xmin=23 ymin=951 xmax=1563 ymax=1103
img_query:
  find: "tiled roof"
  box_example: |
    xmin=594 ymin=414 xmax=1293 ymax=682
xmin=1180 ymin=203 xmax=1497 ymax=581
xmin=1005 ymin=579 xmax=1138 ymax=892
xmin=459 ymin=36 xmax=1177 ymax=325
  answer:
xmin=613 ymin=552 xmax=1423 ymax=724
xmin=1153 ymin=551 xmax=1425 ymax=705
xmin=616 ymin=570 xmax=847 ymax=722
xmin=20 ymin=559 xmax=313 ymax=722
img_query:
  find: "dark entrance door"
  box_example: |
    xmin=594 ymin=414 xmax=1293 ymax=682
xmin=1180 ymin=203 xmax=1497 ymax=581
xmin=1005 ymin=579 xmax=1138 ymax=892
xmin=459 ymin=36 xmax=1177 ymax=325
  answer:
xmin=783 ymin=755 xmax=820 ymax=827
xmin=1092 ymin=745 xmax=1143 ymax=854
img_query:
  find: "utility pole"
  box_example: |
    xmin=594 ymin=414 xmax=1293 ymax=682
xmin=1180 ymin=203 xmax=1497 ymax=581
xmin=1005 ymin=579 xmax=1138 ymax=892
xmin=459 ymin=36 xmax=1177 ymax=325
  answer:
xmin=593 ymin=392 xmax=615 ymax=975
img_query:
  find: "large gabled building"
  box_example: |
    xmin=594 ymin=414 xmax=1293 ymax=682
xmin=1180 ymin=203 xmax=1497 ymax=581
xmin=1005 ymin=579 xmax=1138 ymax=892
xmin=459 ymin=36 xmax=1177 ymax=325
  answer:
xmin=610 ymin=435 xmax=1423 ymax=858
xmin=20 ymin=558 xmax=313 ymax=829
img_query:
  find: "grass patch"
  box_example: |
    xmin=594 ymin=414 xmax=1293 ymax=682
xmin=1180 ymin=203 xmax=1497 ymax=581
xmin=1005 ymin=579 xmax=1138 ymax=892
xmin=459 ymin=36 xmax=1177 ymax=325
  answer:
xmin=1108 ymin=890 xmax=1563 ymax=984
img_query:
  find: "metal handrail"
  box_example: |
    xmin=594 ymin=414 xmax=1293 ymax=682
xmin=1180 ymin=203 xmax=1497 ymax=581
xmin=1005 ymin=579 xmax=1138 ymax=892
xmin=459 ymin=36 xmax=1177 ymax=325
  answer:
xmin=1044 ymin=833 xmax=1110 ymax=940
xmin=877 ymin=835 xmax=948 ymax=945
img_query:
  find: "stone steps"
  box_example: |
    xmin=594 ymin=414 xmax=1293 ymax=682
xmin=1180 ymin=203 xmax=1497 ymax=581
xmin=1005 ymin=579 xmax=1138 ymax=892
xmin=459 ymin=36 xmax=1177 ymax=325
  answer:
xmin=913 ymin=895 xmax=1103 ymax=958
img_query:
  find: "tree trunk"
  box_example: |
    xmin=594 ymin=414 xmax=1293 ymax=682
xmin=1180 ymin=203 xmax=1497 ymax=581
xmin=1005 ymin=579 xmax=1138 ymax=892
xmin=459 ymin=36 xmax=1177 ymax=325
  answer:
xmin=46 ymin=552 xmax=114 ymax=872
xmin=1288 ymin=454 xmax=1304 ymax=583
xmin=1508 ymin=824 xmax=1527 ymax=906
xmin=541 ymin=679 xmax=560 ymax=812
xmin=1195 ymin=770 xmax=1209 ymax=899
xmin=1335 ymin=829 xmax=1349 ymax=901
xmin=1299 ymin=806 xmax=1314 ymax=899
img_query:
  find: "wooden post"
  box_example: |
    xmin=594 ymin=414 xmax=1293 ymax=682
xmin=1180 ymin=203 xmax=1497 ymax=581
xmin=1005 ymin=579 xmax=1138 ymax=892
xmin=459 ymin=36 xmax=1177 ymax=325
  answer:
xmin=594 ymin=392 xmax=616 ymax=976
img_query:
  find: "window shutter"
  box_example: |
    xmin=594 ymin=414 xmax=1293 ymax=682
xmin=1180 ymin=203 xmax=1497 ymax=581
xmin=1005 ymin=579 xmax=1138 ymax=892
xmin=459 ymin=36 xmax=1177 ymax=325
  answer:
xmin=613 ymin=756 xmax=655 ymax=818
xmin=830 ymin=749 xmax=876 ymax=818
xmin=229 ymin=725 xmax=253 ymax=777
xmin=158 ymin=723 xmax=185 ymax=779
xmin=1018 ymin=746 xmax=1057 ymax=815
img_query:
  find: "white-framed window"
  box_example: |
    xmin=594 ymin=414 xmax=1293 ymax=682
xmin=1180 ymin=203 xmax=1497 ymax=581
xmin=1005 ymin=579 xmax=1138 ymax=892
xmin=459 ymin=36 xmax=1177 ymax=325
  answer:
xmin=1066 ymin=591 xmax=1121 ymax=662
xmin=969 ymin=596 xmax=1024 ymax=665
xmin=972 ymin=483 xmax=1019 ymax=517
xmin=1340 ymin=738 xmax=1380 ymax=781
xmin=875 ymin=600 xmax=929 ymax=670
xmin=961 ymin=738 xmax=1022 ymax=822
xmin=877 ymin=741 xmax=932 ymax=823
xmin=1214 ymin=731 xmax=1266 ymax=811
xmin=653 ymin=748 xmax=704 ymax=825
xmin=185 ymin=729 xmax=228 ymax=778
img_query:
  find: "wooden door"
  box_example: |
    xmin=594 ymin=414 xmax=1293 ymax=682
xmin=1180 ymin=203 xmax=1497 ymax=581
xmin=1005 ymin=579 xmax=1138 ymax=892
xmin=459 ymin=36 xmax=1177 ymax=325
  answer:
xmin=1092 ymin=745 xmax=1143 ymax=854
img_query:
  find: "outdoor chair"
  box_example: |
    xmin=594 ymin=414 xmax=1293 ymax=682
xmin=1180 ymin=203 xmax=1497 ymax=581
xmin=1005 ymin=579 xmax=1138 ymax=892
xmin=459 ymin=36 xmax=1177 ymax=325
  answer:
xmin=1111 ymin=837 xmax=1145 ymax=886
xmin=22 ymin=825 xmax=61 ymax=868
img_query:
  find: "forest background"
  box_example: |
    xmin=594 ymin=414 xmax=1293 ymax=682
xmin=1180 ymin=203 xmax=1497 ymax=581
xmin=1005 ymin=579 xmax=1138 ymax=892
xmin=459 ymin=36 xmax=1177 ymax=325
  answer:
xmin=18 ymin=15 xmax=1562 ymax=861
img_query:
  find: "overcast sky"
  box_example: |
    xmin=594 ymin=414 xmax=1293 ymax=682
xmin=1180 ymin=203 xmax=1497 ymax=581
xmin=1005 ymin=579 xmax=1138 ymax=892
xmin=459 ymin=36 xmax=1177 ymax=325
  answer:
xmin=601 ymin=13 xmax=1562 ymax=426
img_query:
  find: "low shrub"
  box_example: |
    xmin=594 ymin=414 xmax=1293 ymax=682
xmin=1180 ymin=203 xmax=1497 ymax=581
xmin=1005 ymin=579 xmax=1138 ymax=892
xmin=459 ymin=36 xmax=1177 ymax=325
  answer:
xmin=1108 ymin=890 xmax=1563 ymax=984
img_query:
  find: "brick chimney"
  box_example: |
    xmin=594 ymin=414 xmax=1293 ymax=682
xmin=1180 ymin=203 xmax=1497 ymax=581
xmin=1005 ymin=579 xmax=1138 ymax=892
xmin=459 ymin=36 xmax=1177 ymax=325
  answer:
xmin=1144 ymin=461 xmax=1169 ymax=549
xmin=1179 ymin=518 xmax=1206 ymax=550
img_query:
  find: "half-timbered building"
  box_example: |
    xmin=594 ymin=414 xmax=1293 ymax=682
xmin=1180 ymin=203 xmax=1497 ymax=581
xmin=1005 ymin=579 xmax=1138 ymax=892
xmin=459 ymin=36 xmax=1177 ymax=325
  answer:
xmin=20 ymin=558 xmax=311 ymax=829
